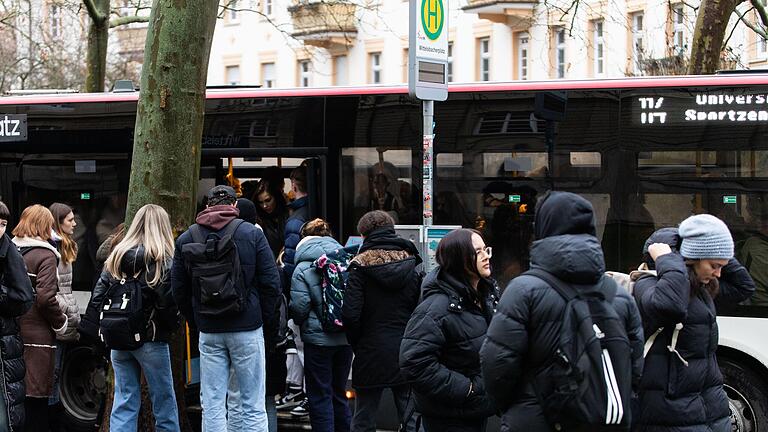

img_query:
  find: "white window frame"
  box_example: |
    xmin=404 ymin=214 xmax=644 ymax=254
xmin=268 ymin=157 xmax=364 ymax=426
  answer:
xmin=673 ymin=6 xmax=685 ymax=53
xmin=447 ymin=42 xmax=454 ymax=82
xmin=370 ymin=52 xmax=382 ymax=84
xmin=225 ymin=65 xmax=240 ymax=85
xmin=479 ymin=37 xmax=490 ymax=81
xmin=518 ymin=33 xmax=529 ymax=80
xmin=632 ymin=13 xmax=644 ymax=73
xmin=593 ymin=20 xmax=604 ymax=76
xmin=49 ymin=3 xmax=62 ymax=38
xmin=261 ymin=62 xmax=275 ymax=88
xmin=556 ymin=29 xmax=566 ymax=78
xmin=298 ymin=60 xmax=311 ymax=87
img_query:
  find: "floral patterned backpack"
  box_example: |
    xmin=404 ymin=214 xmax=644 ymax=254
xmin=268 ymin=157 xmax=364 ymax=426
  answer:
xmin=312 ymin=244 xmax=360 ymax=333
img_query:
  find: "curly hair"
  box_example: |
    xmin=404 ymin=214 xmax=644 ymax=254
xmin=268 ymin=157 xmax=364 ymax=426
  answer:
xmin=301 ymin=218 xmax=332 ymax=238
xmin=357 ymin=210 xmax=395 ymax=236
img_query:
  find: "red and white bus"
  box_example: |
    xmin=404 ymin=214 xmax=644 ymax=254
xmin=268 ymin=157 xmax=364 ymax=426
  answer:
xmin=1 ymin=75 xmax=767 ymax=431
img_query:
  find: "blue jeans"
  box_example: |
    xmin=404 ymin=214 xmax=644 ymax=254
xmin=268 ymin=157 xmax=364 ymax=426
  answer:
xmin=110 ymin=342 xmax=180 ymax=432
xmin=304 ymin=343 xmax=353 ymax=432
xmin=227 ymin=369 xmax=277 ymax=432
xmin=199 ymin=328 xmax=267 ymax=432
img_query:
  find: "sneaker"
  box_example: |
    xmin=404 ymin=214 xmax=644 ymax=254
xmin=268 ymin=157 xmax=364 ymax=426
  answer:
xmin=276 ymin=390 xmax=305 ymax=410
xmin=289 ymin=398 xmax=309 ymax=417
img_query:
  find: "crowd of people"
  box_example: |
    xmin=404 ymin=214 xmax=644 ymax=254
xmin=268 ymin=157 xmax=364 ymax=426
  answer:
xmin=0 ymin=165 xmax=757 ymax=432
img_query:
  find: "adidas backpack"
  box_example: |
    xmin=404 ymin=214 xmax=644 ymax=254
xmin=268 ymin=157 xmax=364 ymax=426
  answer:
xmin=98 ymin=276 xmax=147 ymax=351
xmin=525 ymin=268 xmax=632 ymax=429
xmin=181 ymin=220 xmax=246 ymax=317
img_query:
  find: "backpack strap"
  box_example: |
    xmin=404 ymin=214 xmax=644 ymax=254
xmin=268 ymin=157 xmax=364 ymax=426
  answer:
xmin=524 ymin=268 xmax=617 ymax=303
xmin=222 ymin=219 xmax=244 ymax=238
xmin=189 ymin=225 xmax=205 ymax=244
xmin=189 ymin=219 xmax=244 ymax=244
xmin=643 ymin=323 xmax=688 ymax=366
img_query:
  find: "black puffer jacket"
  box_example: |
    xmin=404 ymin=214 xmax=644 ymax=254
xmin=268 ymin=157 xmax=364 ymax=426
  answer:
xmin=0 ymin=234 xmax=34 ymax=431
xmin=342 ymin=226 xmax=422 ymax=389
xmin=81 ymin=246 xmax=179 ymax=344
xmin=480 ymin=191 xmax=644 ymax=432
xmin=633 ymin=228 xmax=755 ymax=432
xmin=399 ymin=269 xmax=497 ymax=420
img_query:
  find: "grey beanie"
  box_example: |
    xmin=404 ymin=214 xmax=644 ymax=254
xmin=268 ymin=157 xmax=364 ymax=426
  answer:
xmin=679 ymin=214 xmax=734 ymax=260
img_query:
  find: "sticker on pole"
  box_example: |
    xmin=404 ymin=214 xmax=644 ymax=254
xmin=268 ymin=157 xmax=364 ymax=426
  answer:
xmin=409 ymin=0 xmax=448 ymax=101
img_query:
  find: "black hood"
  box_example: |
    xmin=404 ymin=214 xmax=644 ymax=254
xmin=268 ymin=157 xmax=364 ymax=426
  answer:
xmin=642 ymin=227 xmax=681 ymax=269
xmin=422 ymin=268 xmax=493 ymax=303
xmin=359 ymin=226 xmax=421 ymax=258
xmin=355 ymin=256 xmax=419 ymax=291
xmin=535 ymin=191 xmax=597 ymax=239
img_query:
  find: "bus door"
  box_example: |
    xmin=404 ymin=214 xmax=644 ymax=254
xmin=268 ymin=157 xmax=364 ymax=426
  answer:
xmin=184 ymin=147 xmax=328 ymax=387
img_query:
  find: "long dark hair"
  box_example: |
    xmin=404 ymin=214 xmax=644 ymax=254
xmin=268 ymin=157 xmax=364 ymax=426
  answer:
xmin=685 ymin=260 xmax=720 ymax=299
xmin=253 ymin=179 xmax=288 ymax=222
xmin=50 ymin=202 xmax=78 ymax=264
xmin=436 ymin=228 xmax=483 ymax=287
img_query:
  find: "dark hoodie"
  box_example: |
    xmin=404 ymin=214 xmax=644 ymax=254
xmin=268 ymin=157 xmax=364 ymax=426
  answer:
xmin=399 ymin=268 xmax=498 ymax=421
xmin=171 ymin=205 xmax=282 ymax=334
xmin=81 ymin=246 xmax=179 ymax=343
xmin=342 ymin=226 xmax=423 ymax=389
xmin=480 ymin=191 xmax=644 ymax=432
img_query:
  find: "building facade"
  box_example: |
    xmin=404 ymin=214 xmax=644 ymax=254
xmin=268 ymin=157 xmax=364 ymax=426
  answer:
xmin=207 ymin=0 xmax=768 ymax=87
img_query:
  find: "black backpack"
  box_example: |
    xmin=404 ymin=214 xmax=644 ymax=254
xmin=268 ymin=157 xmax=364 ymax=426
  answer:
xmin=525 ymin=268 xmax=632 ymax=430
xmin=98 ymin=276 xmax=147 ymax=351
xmin=181 ymin=220 xmax=245 ymax=317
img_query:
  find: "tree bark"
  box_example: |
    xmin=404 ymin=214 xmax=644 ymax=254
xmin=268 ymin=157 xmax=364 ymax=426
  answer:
xmin=124 ymin=0 xmax=220 ymax=429
xmin=84 ymin=0 xmax=109 ymax=92
xmin=688 ymin=0 xmax=745 ymax=74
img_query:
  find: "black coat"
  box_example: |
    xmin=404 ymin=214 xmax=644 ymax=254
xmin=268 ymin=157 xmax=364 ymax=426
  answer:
xmin=480 ymin=191 xmax=644 ymax=432
xmin=399 ymin=269 xmax=497 ymax=421
xmin=633 ymin=229 xmax=755 ymax=432
xmin=81 ymin=246 xmax=180 ymax=344
xmin=0 ymin=235 xmax=34 ymax=431
xmin=342 ymin=227 xmax=422 ymax=389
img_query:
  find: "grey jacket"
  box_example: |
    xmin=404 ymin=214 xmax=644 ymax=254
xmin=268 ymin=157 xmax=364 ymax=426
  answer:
xmin=55 ymin=261 xmax=80 ymax=342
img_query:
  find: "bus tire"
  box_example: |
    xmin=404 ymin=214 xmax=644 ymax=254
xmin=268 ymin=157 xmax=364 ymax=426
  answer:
xmin=720 ymin=357 xmax=768 ymax=432
xmin=60 ymin=344 xmax=108 ymax=432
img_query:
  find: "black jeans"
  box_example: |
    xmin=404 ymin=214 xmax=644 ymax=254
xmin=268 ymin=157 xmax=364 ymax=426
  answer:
xmin=422 ymin=416 xmax=486 ymax=432
xmin=351 ymin=385 xmax=416 ymax=432
xmin=304 ymin=343 xmax=353 ymax=432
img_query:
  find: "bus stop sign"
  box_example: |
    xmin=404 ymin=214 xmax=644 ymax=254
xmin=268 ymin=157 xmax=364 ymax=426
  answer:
xmin=409 ymin=0 xmax=448 ymax=101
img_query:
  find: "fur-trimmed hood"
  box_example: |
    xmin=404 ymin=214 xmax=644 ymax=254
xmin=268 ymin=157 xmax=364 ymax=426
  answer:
xmin=12 ymin=236 xmax=61 ymax=260
xmin=350 ymin=249 xmax=418 ymax=292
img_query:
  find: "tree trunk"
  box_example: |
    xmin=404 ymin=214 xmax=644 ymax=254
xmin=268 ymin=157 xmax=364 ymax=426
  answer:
xmin=85 ymin=0 xmax=109 ymax=92
xmin=124 ymin=0 xmax=220 ymax=430
xmin=688 ymin=0 xmax=745 ymax=74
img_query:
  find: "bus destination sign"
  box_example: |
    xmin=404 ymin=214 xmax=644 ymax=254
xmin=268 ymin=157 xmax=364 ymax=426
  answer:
xmin=0 ymin=114 xmax=27 ymax=142
xmin=636 ymin=93 xmax=768 ymax=125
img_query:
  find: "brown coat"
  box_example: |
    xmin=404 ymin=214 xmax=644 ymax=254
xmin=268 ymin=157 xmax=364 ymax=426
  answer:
xmin=12 ymin=237 xmax=66 ymax=397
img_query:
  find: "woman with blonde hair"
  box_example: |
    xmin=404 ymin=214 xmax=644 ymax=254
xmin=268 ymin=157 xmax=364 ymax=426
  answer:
xmin=80 ymin=204 xmax=181 ymax=432
xmin=12 ymin=205 xmax=68 ymax=432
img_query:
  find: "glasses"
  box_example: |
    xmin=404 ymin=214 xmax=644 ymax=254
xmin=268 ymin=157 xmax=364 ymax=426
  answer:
xmin=475 ymin=246 xmax=492 ymax=259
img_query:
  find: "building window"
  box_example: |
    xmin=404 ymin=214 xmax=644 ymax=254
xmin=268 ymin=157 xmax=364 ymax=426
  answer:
xmin=264 ymin=0 xmax=273 ymax=15
xmin=370 ymin=52 xmax=382 ymax=84
xmin=334 ymin=55 xmax=348 ymax=86
xmin=225 ymin=65 xmax=240 ymax=85
xmin=478 ymin=37 xmax=490 ymax=81
xmin=298 ymin=60 xmax=311 ymax=87
xmin=593 ymin=20 xmax=604 ymax=76
xmin=672 ymin=6 xmax=685 ymax=53
xmin=518 ymin=33 xmax=529 ymax=80
xmin=556 ymin=28 xmax=566 ymax=78
xmin=632 ymin=13 xmax=644 ymax=73
xmin=447 ymin=42 xmax=454 ymax=82
xmin=228 ymin=0 xmax=239 ymax=22
xmin=261 ymin=63 xmax=275 ymax=88
xmin=49 ymin=4 xmax=62 ymax=38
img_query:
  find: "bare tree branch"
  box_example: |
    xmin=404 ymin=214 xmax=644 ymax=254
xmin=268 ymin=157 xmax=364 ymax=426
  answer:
xmin=110 ymin=15 xmax=149 ymax=27
xmin=735 ymin=5 xmax=768 ymax=38
xmin=751 ymin=0 xmax=768 ymax=27
xmin=83 ymin=0 xmax=105 ymax=23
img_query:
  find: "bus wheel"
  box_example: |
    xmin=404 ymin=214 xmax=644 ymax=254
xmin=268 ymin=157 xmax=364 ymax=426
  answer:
xmin=721 ymin=358 xmax=768 ymax=432
xmin=61 ymin=344 xmax=108 ymax=431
